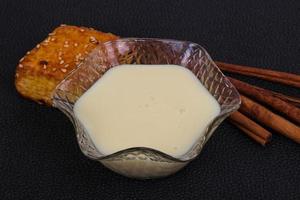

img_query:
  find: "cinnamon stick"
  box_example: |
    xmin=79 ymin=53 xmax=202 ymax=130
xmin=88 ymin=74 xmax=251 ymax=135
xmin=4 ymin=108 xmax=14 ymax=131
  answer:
xmin=230 ymin=121 xmax=269 ymax=146
xmin=240 ymin=95 xmax=300 ymax=143
xmin=228 ymin=77 xmax=300 ymax=124
xmin=270 ymin=91 xmax=300 ymax=108
xmin=216 ymin=61 xmax=300 ymax=88
xmin=229 ymin=111 xmax=272 ymax=145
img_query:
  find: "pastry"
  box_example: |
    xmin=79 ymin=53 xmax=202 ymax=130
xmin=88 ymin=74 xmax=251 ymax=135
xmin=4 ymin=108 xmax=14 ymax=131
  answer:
xmin=15 ymin=25 xmax=118 ymax=105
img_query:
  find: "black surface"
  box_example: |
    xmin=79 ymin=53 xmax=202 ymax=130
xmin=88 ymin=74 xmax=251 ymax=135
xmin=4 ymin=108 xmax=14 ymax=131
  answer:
xmin=1 ymin=0 xmax=300 ymax=199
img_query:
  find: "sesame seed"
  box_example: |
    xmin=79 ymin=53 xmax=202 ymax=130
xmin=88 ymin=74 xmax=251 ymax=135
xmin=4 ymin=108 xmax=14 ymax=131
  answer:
xmin=43 ymin=64 xmax=47 ymax=69
xmin=75 ymin=53 xmax=83 ymax=61
xmin=49 ymin=32 xmax=55 ymax=36
xmin=58 ymin=57 xmax=62 ymax=60
xmin=19 ymin=64 xmax=23 ymax=68
xmin=64 ymin=44 xmax=69 ymax=48
xmin=20 ymin=57 xmax=24 ymax=62
xmin=74 ymin=43 xmax=78 ymax=47
xmin=84 ymin=44 xmax=89 ymax=48
xmin=64 ymin=41 xmax=69 ymax=44
xmin=16 ymin=73 xmax=19 ymax=77
xmin=36 ymin=44 xmax=40 ymax=48
xmin=75 ymin=53 xmax=82 ymax=60
xmin=64 ymin=64 xmax=69 ymax=68
xmin=51 ymin=38 xmax=55 ymax=41
xmin=61 ymin=24 xmax=66 ymax=27
xmin=60 ymin=60 xmax=64 ymax=64
xmin=61 ymin=68 xmax=67 ymax=73
xmin=89 ymin=36 xmax=97 ymax=43
xmin=26 ymin=51 xmax=31 ymax=55
xmin=80 ymin=28 xmax=85 ymax=32
xmin=58 ymin=51 xmax=62 ymax=56
xmin=52 ymin=68 xmax=57 ymax=71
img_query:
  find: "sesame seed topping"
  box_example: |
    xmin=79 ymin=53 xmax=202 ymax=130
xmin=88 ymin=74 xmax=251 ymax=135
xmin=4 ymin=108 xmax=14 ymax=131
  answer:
xmin=61 ymin=68 xmax=67 ymax=73
xmin=36 ymin=44 xmax=40 ymax=48
xmin=43 ymin=64 xmax=47 ymax=69
xmin=49 ymin=32 xmax=55 ymax=36
xmin=19 ymin=64 xmax=23 ymax=68
xmin=75 ymin=53 xmax=84 ymax=61
xmin=64 ymin=64 xmax=69 ymax=68
xmin=75 ymin=53 xmax=82 ymax=60
xmin=74 ymin=43 xmax=78 ymax=47
xmin=58 ymin=51 xmax=62 ymax=56
xmin=52 ymin=68 xmax=57 ymax=71
xmin=51 ymin=38 xmax=55 ymax=41
xmin=84 ymin=44 xmax=89 ymax=48
xmin=61 ymin=24 xmax=66 ymax=27
xmin=63 ymin=44 xmax=69 ymax=48
xmin=58 ymin=57 xmax=62 ymax=60
xmin=60 ymin=60 xmax=64 ymax=64
xmin=26 ymin=51 xmax=31 ymax=55
xmin=64 ymin=41 xmax=69 ymax=44
xmin=89 ymin=36 xmax=97 ymax=43
xmin=20 ymin=57 xmax=24 ymax=62
xmin=80 ymin=28 xmax=85 ymax=32
xmin=16 ymin=73 xmax=19 ymax=77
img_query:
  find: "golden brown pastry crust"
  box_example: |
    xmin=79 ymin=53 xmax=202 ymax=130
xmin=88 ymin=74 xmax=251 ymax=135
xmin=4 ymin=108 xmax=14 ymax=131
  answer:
xmin=15 ymin=25 xmax=118 ymax=105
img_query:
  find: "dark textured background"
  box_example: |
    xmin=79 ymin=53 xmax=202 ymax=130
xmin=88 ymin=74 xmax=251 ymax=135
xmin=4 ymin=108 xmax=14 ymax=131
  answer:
xmin=0 ymin=0 xmax=299 ymax=199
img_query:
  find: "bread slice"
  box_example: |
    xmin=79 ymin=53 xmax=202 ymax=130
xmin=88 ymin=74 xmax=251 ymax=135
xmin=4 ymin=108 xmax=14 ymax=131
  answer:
xmin=15 ymin=25 xmax=118 ymax=105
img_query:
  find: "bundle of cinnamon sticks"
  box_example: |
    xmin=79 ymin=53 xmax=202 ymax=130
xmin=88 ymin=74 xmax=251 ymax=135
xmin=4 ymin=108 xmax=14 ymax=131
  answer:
xmin=215 ymin=61 xmax=300 ymax=145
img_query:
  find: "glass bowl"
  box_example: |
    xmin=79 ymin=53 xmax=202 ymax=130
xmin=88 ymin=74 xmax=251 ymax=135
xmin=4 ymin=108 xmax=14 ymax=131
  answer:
xmin=52 ymin=38 xmax=240 ymax=179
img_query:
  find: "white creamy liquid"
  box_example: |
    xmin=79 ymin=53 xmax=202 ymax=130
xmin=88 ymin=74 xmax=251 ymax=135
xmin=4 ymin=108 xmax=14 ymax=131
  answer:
xmin=74 ymin=65 xmax=220 ymax=158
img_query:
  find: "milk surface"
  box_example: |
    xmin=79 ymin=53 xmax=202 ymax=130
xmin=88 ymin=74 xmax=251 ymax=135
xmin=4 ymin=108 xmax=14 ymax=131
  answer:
xmin=74 ymin=65 xmax=220 ymax=158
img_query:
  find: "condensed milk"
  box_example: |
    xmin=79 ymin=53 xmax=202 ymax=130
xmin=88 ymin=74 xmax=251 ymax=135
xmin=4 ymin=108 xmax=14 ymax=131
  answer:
xmin=74 ymin=65 xmax=220 ymax=158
